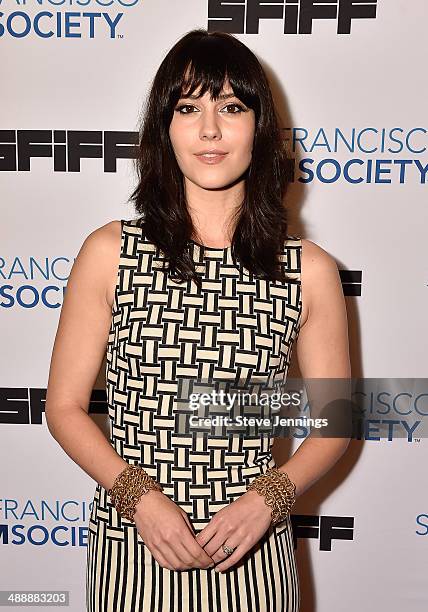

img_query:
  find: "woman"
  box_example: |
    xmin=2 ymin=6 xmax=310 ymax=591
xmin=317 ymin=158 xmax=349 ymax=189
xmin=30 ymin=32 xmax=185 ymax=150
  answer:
xmin=45 ymin=28 xmax=351 ymax=611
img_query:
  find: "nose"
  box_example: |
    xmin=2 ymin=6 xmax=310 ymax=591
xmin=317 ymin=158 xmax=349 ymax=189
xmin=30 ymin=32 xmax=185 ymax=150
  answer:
xmin=199 ymin=108 xmax=222 ymax=141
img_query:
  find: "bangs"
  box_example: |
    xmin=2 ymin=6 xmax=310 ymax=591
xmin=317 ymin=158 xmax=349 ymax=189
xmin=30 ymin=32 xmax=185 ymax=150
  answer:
xmin=169 ymin=35 xmax=260 ymax=116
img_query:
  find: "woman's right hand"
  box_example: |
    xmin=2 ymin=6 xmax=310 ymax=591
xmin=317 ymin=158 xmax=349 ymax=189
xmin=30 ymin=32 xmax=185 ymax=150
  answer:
xmin=133 ymin=490 xmax=215 ymax=571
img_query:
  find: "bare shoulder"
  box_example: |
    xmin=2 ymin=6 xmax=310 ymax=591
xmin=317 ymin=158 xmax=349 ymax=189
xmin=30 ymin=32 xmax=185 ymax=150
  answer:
xmin=83 ymin=219 xmax=122 ymax=249
xmin=45 ymin=220 xmax=123 ymax=420
xmin=73 ymin=220 xmax=123 ymax=309
xmin=296 ymin=238 xmax=350 ymax=378
xmin=299 ymin=238 xmax=342 ymax=329
xmin=300 ymin=238 xmax=339 ymax=273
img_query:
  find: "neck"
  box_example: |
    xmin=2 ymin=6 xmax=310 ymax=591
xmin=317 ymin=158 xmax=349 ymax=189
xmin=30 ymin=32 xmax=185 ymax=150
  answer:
xmin=184 ymin=177 xmax=244 ymax=246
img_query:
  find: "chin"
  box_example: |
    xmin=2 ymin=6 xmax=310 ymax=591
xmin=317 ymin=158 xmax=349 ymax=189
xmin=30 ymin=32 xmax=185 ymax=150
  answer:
xmin=194 ymin=179 xmax=237 ymax=190
xmin=188 ymin=171 xmax=246 ymax=190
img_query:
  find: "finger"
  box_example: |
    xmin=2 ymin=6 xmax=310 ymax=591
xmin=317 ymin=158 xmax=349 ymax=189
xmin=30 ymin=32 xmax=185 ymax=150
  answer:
xmin=213 ymin=542 xmax=246 ymax=572
xmin=181 ymin=512 xmax=196 ymax=536
xmin=151 ymin=526 xmax=197 ymax=570
xmin=159 ymin=518 xmax=213 ymax=569
xmin=178 ymin=529 xmax=216 ymax=567
xmin=179 ymin=517 xmax=215 ymax=565
xmin=199 ymin=527 xmax=234 ymax=558
xmin=157 ymin=538 xmax=205 ymax=571
xmin=195 ymin=521 xmax=217 ymax=548
xmin=148 ymin=545 xmax=176 ymax=571
xmin=171 ymin=538 xmax=214 ymax=569
xmin=210 ymin=538 xmax=239 ymax=563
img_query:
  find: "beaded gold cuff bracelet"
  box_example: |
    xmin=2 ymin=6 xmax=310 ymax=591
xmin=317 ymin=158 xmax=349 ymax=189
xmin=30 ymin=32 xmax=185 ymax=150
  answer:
xmin=246 ymin=467 xmax=297 ymax=525
xmin=107 ymin=464 xmax=163 ymax=522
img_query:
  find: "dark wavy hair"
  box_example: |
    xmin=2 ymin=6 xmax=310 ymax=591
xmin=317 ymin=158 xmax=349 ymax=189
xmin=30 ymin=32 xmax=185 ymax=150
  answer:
xmin=128 ymin=28 xmax=293 ymax=290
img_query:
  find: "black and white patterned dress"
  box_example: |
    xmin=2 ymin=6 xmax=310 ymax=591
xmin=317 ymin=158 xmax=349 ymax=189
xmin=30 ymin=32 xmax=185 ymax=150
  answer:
xmin=86 ymin=218 xmax=302 ymax=611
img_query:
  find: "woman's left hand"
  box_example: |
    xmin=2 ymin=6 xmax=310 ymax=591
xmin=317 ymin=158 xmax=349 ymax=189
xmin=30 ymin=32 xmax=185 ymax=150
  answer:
xmin=195 ymin=489 xmax=273 ymax=572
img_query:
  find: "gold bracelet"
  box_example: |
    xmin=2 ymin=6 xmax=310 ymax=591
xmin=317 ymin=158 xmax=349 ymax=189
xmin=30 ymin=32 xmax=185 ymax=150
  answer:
xmin=107 ymin=464 xmax=163 ymax=522
xmin=246 ymin=467 xmax=296 ymax=526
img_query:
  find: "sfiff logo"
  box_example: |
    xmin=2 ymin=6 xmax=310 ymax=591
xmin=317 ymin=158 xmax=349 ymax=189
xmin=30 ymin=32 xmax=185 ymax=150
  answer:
xmin=208 ymin=0 xmax=378 ymax=34
xmin=0 ymin=130 xmax=139 ymax=172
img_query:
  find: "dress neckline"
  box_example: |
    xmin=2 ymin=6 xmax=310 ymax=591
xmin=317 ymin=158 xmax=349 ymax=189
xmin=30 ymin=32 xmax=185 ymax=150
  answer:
xmin=189 ymin=239 xmax=232 ymax=251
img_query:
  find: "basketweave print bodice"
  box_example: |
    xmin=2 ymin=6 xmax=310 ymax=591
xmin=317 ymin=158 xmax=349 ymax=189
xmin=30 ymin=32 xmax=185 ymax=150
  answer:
xmin=105 ymin=219 xmax=302 ymax=483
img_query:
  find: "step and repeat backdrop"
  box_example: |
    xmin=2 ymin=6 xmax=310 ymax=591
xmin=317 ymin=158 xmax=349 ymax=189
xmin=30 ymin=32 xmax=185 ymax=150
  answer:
xmin=1 ymin=1 xmax=427 ymax=610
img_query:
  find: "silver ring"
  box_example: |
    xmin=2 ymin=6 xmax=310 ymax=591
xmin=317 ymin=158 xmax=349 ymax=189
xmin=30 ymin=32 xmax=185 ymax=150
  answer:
xmin=222 ymin=544 xmax=236 ymax=556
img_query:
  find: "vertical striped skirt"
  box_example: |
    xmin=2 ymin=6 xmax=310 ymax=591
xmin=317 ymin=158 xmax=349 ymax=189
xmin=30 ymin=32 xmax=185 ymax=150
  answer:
xmin=86 ymin=514 xmax=300 ymax=612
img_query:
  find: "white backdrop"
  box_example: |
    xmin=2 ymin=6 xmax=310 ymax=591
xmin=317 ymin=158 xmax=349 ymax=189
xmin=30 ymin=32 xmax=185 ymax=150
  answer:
xmin=1 ymin=1 xmax=427 ymax=610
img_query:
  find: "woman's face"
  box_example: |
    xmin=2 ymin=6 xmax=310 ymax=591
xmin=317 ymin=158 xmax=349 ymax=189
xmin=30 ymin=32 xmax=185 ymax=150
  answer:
xmin=169 ymin=81 xmax=256 ymax=191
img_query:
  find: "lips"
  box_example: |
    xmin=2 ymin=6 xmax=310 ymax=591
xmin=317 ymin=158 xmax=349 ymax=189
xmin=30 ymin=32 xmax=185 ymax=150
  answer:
xmin=197 ymin=153 xmax=226 ymax=157
xmin=195 ymin=149 xmax=228 ymax=155
xmin=194 ymin=151 xmax=229 ymax=165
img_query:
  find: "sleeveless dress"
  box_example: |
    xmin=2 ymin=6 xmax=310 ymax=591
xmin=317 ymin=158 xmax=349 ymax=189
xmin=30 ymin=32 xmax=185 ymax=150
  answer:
xmin=86 ymin=218 xmax=302 ymax=612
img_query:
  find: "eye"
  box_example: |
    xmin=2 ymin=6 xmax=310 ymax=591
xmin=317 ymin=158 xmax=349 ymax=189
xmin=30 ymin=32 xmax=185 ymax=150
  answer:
xmin=174 ymin=104 xmax=196 ymax=114
xmin=174 ymin=102 xmax=247 ymax=115
xmin=221 ymin=103 xmax=246 ymax=114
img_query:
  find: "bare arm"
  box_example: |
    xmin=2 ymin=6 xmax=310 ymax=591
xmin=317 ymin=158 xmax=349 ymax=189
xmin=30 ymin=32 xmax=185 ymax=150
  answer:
xmin=277 ymin=238 xmax=352 ymax=497
xmin=45 ymin=220 xmax=215 ymax=570
xmin=45 ymin=220 xmax=128 ymax=491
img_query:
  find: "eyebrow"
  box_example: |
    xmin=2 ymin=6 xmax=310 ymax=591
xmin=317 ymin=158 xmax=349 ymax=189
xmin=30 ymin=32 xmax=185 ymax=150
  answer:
xmin=179 ymin=92 xmax=237 ymax=100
